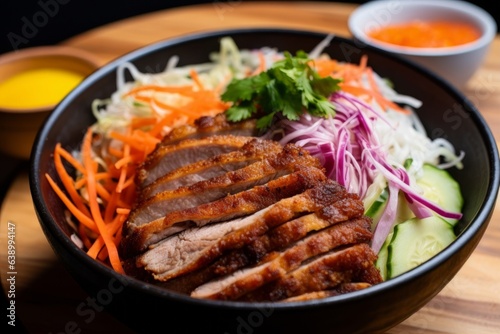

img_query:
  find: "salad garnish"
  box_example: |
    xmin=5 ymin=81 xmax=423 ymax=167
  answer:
xmin=46 ymin=36 xmax=465 ymax=278
xmin=222 ymin=50 xmax=341 ymax=129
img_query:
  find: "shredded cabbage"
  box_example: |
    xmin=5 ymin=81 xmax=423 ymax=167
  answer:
xmin=90 ymin=37 xmax=282 ymax=136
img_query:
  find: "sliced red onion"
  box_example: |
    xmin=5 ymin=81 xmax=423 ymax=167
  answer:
xmin=265 ymin=90 xmax=463 ymax=254
xmin=372 ymin=182 xmax=399 ymax=253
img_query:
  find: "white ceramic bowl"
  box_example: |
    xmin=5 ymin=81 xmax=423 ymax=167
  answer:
xmin=348 ymin=0 xmax=497 ymax=88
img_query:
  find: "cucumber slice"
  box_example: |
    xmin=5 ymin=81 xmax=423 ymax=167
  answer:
xmin=416 ymin=164 xmax=463 ymax=225
xmin=365 ymin=187 xmax=388 ymax=230
xmin=396 ymin=191 xmax=414 ymax=223
xmin=386 ymin=216 xmax=456 ymax=279
xmin=365 ymin=187 xmax=388 ymax=218
xmin=375 ymin=231 xmax=393 ymax=281
xmin=366 ymin=188 xmax=413 ymax=231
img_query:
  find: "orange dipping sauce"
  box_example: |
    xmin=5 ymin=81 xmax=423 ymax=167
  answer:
xmin=367 ymin=21 xmax=481 ymax=48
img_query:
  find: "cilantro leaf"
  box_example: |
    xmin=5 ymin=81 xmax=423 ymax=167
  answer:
xmin=225 ymin=102 xmax=255 ymax=122
xmin=256 ymin=111 xmax=276 ymax=129
xmin=221 ymin=50 xmax=341 ymax=130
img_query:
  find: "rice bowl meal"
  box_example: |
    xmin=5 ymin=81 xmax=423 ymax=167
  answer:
xmin=30 ymin=28 xmax=499 ymax=333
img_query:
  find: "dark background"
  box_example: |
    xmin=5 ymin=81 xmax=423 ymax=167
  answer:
xmin=1 ymin=0 xmax=499 ymax=55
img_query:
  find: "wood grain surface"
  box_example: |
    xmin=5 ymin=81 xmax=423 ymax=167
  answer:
xmin=1 ymin=2 xmax=499 ymax=333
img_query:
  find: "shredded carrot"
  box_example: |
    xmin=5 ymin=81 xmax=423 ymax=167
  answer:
xmin=190 ymin=69 xmax=204 ymax=90
xmin=124 ymin=79 xmax=229 ymax=128
xmin=311 ymin=57 xmax=341 ymax=78
xmin=48 ymin=69 xmax=231 ymax=274
xmin=78 ymin=223 xmax=93 ymax=250
xmin=104 ymin=190 xmax=120 ymax=225
xmin=81 ymin=128 xmax=124 ymax=273
xmin=108 ymin=145 xmax=124 ymax=159
xmin=86 ymin=237 xmax=104 ymax=259
xmin=123 ymin=84 xmax=194 ymax=97
xmin=313 ymin=54 xmax=409 ymax=114
xmin=115 ymin=129 xmax=131 ymax=194
xmin=116 ymin=208 xmax=130 ymax=215
xmin=53 ymin=144 xmax=91 ymax=217
xmin=96 ymin=182 xmax=112 ymax=203
xmin=149 ymin=112 xmax=185 ymax=137
xmin=250 ymin=51 xmax=267 ymax=76
xmin=338 ymin=84 xmax=371 ymax=97
xmin=131 ymin=116 xmax=157 ymax=129
xmin=119 ymin=176 xmax=135 ymax=194
xmin=74 ymin=172 xmax=111 ymax=189
xmin=365 ymin=67 xmax=410 ymax=114
xmin=45 ymin=174 xmax=98 ymax=232
xmin=87 ymin=214 xmax=125 ymax=259
xmin=109 ymin=130 xmax=160 ymax=154
xmin=152 ymin=98 xmax=208 ymax=121
xmin=55 ymin=144 xmax=86 ymax=174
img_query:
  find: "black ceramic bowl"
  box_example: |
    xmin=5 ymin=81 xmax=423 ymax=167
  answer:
xmin=30 ymin=28 xmax=499 ymax=334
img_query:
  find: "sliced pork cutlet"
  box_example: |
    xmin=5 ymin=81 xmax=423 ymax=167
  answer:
xmin=126 ymin=143 xmax=321 ymax=230
xmin=120 ymin=165 xmax=327 ymax=259
xmin=123 ymin=216 xmax=248 ymax=282
xmin=140 ymin=138 xmax=283 ymax=199
xmin=128 ymin=179 xmax=361 ymax=282
xmin=137 ymin=134 xmax=254 ymax=188
xmin=159 ymin=113 xmax=258 ymax=147
xmin=281 ymin=283 xmax=373 ymax=302
xmin=161 ymin=204 xmax=366 ymax=294
xmin=189 ymin=216 xmax=373 ymax=300
xmin=237 ymin=243 xmax=381 ymax=302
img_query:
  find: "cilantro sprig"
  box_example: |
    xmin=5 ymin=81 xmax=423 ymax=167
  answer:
xmin=221 ymin=50 xmax=341 ymax=130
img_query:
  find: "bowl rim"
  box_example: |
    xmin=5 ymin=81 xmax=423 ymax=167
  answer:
xmin=29 ymin=27 xmax=500 ymax=310
xmin=348 ymin=0 xmax=498 ymax=56
xmin=0 ymin=45 xmax=101 ymax=114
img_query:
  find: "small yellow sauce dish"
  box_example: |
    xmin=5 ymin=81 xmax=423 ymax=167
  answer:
xmin=0 ymin=67 xmax=85 ymax=109
xmin=0 ymin=46 xmax=100 ymax=159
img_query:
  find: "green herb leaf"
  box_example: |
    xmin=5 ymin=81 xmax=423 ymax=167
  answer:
xmin=221 ymin=50 xmax=341 ymax=130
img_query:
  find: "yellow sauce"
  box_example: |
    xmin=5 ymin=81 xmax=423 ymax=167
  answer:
xmin=0 ymin=68 xmax=84 ymax=109
xmin=368 ymin=21 xmax=481 ymax=48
